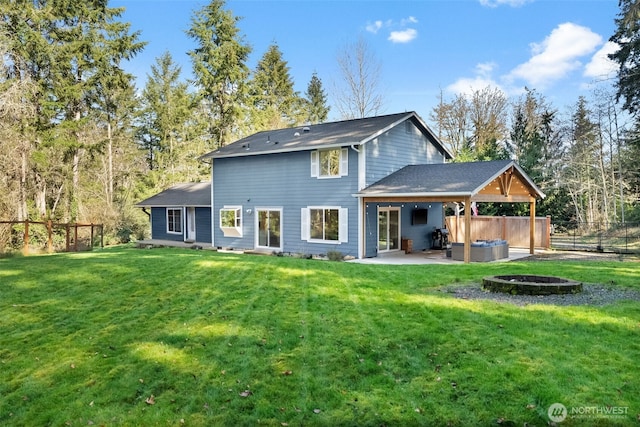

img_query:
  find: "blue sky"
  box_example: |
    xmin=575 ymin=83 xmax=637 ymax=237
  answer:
xmin=113 ymin=0 xmax=621 ymax=122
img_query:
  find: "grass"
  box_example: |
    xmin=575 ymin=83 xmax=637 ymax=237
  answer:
xmin=1 ymin=246 xmax=639 ymax=426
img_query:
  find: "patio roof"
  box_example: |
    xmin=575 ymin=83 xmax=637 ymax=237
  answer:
xmin=356 ymin=160 xmax=545 ymax=203
xmin=356 ymin=160 xmax=544 ymax=263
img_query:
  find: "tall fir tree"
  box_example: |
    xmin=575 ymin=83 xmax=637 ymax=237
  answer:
xmin=248 ymin=43 xmax=302 ymax=131
xmin=563 ymin=97 xmax=600 ymax=225
xmin=304 ymin=72 xmax=330 ymax=124
xmin=138 ymin=52 xmax=200 ymax=181
xmin=609 ymin=0 xmax=640 ymax=117
xmin=187 ymin=0 xmax=251 ymax=148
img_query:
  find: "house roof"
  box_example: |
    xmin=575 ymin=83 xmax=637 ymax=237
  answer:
xmin=357 ymin=160 xmax=545 ymax=202
xmin=200 ymin=111 xmax=453 ymax=160
xmin=135 ymin=182 xmax=211 ymax=207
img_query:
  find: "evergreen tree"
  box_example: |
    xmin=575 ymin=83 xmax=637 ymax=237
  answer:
xmin=609 ymin=0 xmax=640 ymax=117
xmin=138 ymin=51 xmax=201 ymax=185
xmin=508 ymin=89 xmax=569 ymax=219
xmin=248 ymin=43 xmax=302 ymax=131
xmin=187 ymin=0 xmax=251 ymax=148
xmin=304 ymin=72 xmax=330 ymax=124
xmin=0 ymin=0 xmax=144 ymax=222
xmin=563 ymin=97 xmax=600 ymax=225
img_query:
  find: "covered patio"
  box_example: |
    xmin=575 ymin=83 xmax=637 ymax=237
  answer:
xmin=356 ymin=160 xmax=546 ymax=263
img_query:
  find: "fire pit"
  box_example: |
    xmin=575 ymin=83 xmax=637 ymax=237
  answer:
xmin=482 ymin=275 xmax=582 ymax=295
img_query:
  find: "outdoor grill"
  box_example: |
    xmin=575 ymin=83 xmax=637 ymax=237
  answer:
xmin=431 ymin=227 xmax=449 ymax=249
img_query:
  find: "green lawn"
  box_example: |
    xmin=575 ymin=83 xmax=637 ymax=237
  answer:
xmin=1 ymin=247 xmax=639 ymax=426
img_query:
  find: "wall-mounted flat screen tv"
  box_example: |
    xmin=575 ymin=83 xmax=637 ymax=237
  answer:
xmin=412 ymin=209 xmax=428 ymax=225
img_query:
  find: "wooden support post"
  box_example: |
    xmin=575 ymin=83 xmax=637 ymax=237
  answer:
xmin=65 ymin=224 xmax=70 ymax=252
xmin=464 ymin=197 xmax=471 ymax=263
xmin=23 ymin=220 xmax=29 ymax=256
xmin=529 ymin=199 xmax=536 ymax=254
xmin=74 ymin=224 xmax=78 ymax=251
xmin=91 ymin=224 xmax=94 ymax=250
xmin=47 ymin=220 xmax=53 ymax=253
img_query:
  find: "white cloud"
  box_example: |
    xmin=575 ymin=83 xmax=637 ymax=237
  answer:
xmin=584 ymin=41 xmax=619 ymax=80
xmin=366 ymin=16 xmax=419 ymax=44
xmin=507 ymin=22 xmax=602 ymax=88
xmin=366 ymin=20 xmax=383 ymax=34
xmin=389 ymin=28 xmax=418 ymax=44
xmin=479 ymin=0 xmax=533 ymax=7
xmin=447 ymin=62 xmax=506 ymax=97
xmin=401 ymin=16 xmax=418 ymax=26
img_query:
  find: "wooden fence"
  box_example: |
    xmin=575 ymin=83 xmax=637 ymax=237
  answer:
xmin=0 ymin=220 xmax=103 ymax=255
xmin=445 ymin=215 xmax=551 ymax=249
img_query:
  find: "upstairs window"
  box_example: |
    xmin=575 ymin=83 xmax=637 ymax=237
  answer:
xmin=311 ymin=148 xmax=349 ymax=178
xmin=220 ymin=207 xmax=242 ymax=237
xmin=167 ymin=208 xmax=182 ymax=234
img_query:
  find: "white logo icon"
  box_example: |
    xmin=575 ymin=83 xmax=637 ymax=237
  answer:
xmin=548 ymin=402 xmax=568 ymax=423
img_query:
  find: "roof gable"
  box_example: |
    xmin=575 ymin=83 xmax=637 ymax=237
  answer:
xmin=201 ymin=112 xmax=452 ymax=160
xmin=136 ymin=182 xmax=211 ymax=207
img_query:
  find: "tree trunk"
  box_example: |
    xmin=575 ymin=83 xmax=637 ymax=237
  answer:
xmin=18 ymin=148 xmax=28 ymax=221
xmin=107 ymin=120 xmax=114 ymax=207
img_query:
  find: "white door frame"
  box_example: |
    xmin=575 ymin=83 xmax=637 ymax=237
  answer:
xmin=377 ymin=206 xmax=401 ymax=253
xmin=255 ymin=208 xmax=283 ymax=251
xmin=186 ymin=207 xmax=196 ymax=242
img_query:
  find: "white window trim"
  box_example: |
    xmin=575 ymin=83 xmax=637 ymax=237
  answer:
xmin=301 ymin=206 xmax=348 ymax=244
xmin=220 ymin=206 xmax=243 ymax=237
xmin=167 ymin=207 xmax=183 ymax=235
xmin=310 ymin=148 xmax=348 ymax=179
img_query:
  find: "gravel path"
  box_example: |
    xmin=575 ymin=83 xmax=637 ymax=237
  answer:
xmin=441 ymin=283 xmax=640 ymax=307
xmin=441 ymin=250 xmax=640 ymax=307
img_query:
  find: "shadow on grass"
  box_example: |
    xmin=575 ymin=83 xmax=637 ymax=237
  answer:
xmin=1 ymin=247 xmax=639 ymax=426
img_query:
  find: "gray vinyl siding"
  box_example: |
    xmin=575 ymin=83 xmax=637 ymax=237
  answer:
xmin=361 ymin=119 xmax=446 ymax=257
xmin=363 ymin=202 xmax=445 ymax=257
xmin=149 ymin=206 xmax=211 ymax=243
xmin=195 ymin=207 xmax=212 ymax=244
xmin=213 ymin=148 xmax=360 ymax=257
xmin=150 ymin=207 xmax=182 ymax=241
xmin=364 ymin=119 xmax=446 ymax=187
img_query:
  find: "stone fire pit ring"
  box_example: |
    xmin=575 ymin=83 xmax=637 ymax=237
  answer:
xmin=482 ymin=275 xmax=583 ymax=295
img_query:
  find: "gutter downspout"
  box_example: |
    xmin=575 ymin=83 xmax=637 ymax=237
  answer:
xmin=210 ymin=161 xmax=215 ymax=249
xmin=351 ymin=144 xmax=365 ymax=258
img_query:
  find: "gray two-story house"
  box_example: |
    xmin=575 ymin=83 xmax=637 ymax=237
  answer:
xmin=137 ymin=111 xmax=545 ymax=262
xmin=199 ymin=111 xmax=452 ymax=259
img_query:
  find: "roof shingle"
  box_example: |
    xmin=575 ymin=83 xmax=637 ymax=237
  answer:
xmin=135 ymin=182 xmax=211 ymax=207
xmin=201 ymin=112 xmax=452 ymax=159
xmin=358 ymin=160 xmax=544 ymax=198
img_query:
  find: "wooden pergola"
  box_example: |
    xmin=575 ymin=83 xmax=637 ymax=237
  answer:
xmin=357 ymin=160 xmax=546 ymax=263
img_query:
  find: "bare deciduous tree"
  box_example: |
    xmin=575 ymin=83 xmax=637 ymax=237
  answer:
xmin=334 ymin=37 xmax=385 ymax=119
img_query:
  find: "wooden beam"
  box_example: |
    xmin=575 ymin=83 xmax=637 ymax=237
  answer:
xmin=498 ymin=167 xmax=514 ymax=196
xmin=471 ymin=194 xmax=535 ymax=203
xmin=362 ymin=196 xmax=466 ymax=203
xmin=464 ymin=196 xmax=471 ymax=263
